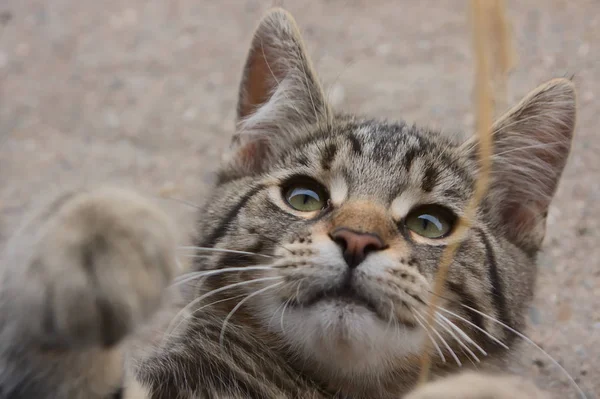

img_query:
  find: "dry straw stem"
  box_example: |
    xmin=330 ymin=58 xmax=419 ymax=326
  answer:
xmin=487 ymin=0 xmax=516 ymax=111
xmin=417 ymin=0 xmax=507 ymax=385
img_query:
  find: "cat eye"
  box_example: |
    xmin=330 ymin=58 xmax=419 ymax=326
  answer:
xmin=404 ymin=205 xmax=456 ymax=239
xmin=283 ymin=179 xmax=328 ymax=212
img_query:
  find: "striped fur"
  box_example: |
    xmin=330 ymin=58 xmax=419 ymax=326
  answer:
xmin=0 ymin=8 xmax=575 ymax=399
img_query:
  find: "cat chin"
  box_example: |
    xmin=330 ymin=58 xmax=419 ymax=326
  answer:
xmin=261 ymin=297 xmax=424 ymax=377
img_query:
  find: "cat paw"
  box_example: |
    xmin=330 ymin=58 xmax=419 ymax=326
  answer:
xmin=3 ymin=188 xmax=178 ymax=348
xmin=404 ymin=372 xmax=550 ymax=399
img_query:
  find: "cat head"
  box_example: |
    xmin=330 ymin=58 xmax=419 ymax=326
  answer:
xmin=196 ymin=8 xmax=576 ymax=390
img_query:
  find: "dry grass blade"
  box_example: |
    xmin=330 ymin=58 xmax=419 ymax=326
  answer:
xmin=488 ymin=0 xmax=516 ymax=111
xmin=417 ymin=0 xmax=499 ymax=385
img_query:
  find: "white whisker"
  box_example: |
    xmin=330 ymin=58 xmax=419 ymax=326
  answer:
xmin=385 ymin=300 xmax=396 ymax=339
xmin=436 ymin=313 xmax=487 ymax=356
xmin=280 ymin=298 xmax=291 ymax=333
xmin=435 ymin=305 xmax=508 ymax=350
xmin=238 ymin=232 xmax=295 ymax=255
xmin=411 ymin=310 xmax=446 ymax=364
xmin=152 ymin=195 xmax=202 ymax=210
xmin=219 ymin=281 xmax=284 ymax=347
xmin=461 ymin=304 xmax=587 ymax=399
xmin=172 ymin=266 xmax=275 ymax=287
xmin=181 ymin=254 xmax=213 ymax=259
xmin=164 ymin=276 xmax=283 ymax=340
xmin=415 ymin=309 xmax=460 ymax=366
xmin=433 ymin=314 xmax=480 ymax=363
xmin=269 ymin=300 xmax=288 ymax=328
xmin=178 ymin=246 xmax=274 ymax=259
xmin=294 ymin=278 xmax=305 ymax=302
xmin=162 ymin=293 xmax=248 ymax=340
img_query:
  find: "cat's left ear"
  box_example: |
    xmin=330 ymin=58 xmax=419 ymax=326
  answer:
xmin=226 ymin=8 xmax=330 ymax=175
xmin=471 ymin=78 xmax=576 ymax=252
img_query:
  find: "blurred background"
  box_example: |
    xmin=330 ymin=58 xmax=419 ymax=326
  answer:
xmin=0 ymin=0 xmax=597 ymax=397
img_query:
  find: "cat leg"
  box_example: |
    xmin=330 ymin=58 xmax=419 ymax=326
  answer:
xmin=0 ymin=188 xmax=178 ymax=399
xmin=404 ymin=371 xmax=550 ymax=399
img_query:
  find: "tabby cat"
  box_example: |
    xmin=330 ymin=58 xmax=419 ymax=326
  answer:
xmin=0 ymin=8 xmax=576 ymax=399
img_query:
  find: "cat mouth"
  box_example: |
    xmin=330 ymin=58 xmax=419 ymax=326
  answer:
xmin=291 ymin=279 xmax=419 ymax=328
xmin=299 ymin=281 xmax=382 ymax=318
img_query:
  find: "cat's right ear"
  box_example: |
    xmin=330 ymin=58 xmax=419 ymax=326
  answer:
xmin=224 ymin=8 xmax=330 ymax=176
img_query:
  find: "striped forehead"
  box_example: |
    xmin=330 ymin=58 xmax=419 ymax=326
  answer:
xmin=279 ymin=121 xmax=474 ymax=206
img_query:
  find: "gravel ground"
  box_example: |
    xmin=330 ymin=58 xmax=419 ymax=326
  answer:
xmin=0 ymin=1 xmax=598 ymax=397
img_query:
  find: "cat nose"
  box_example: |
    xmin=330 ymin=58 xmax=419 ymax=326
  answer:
xmin=330 ymin=228 xmax=386 ymax=269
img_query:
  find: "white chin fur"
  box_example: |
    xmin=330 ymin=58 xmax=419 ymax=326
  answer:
xmin=263 ymin=298 xmax=424 ymax=377
xmin=259 ymin=237 xmax=425 ymax=377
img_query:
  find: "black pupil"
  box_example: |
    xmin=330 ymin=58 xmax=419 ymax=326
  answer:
xmin=417 ymin=214 xmax=442 ymax=232
xmin=291 ymin=188 xmax=319 ymax=204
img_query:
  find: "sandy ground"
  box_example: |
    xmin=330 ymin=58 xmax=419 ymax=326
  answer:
xmin=0 ymin=0 xmax=598 ymax=397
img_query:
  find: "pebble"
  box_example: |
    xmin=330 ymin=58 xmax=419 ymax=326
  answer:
xmin=16 ymin=43 xmax=30 ymax=57
xmin=376 ymin=43 xmax=391 ymax=57
xmin=0 ymin=10 xmax=12 ymax=25
xmin=0 ymin=51 xmax=7 ymax=69
xmin=104 ymin=110 xmax=120 ymax=128
xmin=556 ymin=303 xmax=572 ymax=322
xmin=110 ymin=78 xmax=124 ymax=90
xmin=417 ymin=40 xmax=432 ymax=50
xmin=158 ymin=182 xmax=179 ymax=197
xmin=23 ymin=139 xmax=37 ymax=152
xmin=183 ymin=107 xmax=197 ymax=121
xmin=110 ymin=8 xmax=138 ymax=30
xmin=122 ymin=9 xmax=138 ymax=26
xmin=578 ymin=43 xmax=590 ymax=57
xmin=177 ymin=35 xmax=193 ymax=50
xmin=328 ymin=83 xmax=346 ymax=108
xmin=542 ymin=55 xmax=555 ymax=67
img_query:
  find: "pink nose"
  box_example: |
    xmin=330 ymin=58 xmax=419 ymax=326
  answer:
xmin=330 ymin=228 xmax=386 ymax=268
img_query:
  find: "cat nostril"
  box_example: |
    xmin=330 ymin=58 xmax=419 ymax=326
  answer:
xmin=332 ymin=235 xmax=348 ymax=251
xmin=330 ymin=228 xmax=386 ymax=269
xmin=363 ymin=243 xmax=379 ymax=256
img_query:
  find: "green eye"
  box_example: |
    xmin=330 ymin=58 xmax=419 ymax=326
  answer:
xmin=404 ymin=205 xmax=455 ymax=239
xmin=284 ymin=180 xmax=328 ymax=212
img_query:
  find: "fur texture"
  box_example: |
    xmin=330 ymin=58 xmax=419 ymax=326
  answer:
xmin=0 ymin=8 xmax=576 ymax=399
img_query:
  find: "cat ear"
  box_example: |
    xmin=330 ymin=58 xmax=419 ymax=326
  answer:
xmin=476 ymin=78 xmax=576 ymax=252
xmin=226 ymin=8 xmax=330 ymax=175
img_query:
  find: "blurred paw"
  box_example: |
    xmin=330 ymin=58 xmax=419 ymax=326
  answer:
xmin=6 ymin=188 xmax=178 ymax=348
xmin=404 ymin=372 xmax=550 ymax=399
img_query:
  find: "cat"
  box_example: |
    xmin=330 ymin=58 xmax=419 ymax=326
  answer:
xmin=0 ymin=7 xmax=576 ymax=399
